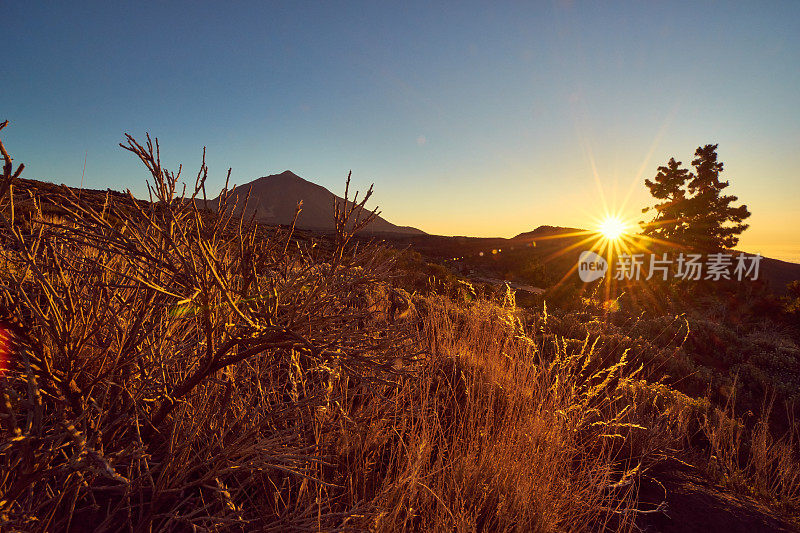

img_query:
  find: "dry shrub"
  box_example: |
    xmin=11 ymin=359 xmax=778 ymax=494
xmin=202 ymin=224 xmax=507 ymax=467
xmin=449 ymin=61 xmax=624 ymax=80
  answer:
xmin=0 ymin=126 xmax=413 ymax=531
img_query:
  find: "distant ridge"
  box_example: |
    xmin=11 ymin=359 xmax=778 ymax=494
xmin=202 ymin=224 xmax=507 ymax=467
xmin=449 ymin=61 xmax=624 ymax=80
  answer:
xmin=513 ymin=225 xmax=583 ymax=240
xmin=211 ymin=171 xmax=425 ymax=235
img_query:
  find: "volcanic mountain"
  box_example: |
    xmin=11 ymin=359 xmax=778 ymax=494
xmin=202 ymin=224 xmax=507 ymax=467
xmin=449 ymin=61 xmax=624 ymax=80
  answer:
xmin=211 ymin=171 xmax=424 ymax=235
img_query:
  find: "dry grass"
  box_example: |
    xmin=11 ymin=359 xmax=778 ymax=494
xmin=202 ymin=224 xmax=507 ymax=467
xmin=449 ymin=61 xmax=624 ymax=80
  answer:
xmin=1 ymin=123 xmax=799 ymax=531
xmin=702 ymin=388 xmax=800 ymax=512
xmin=357 ymin=296 xmax=644 ymax=532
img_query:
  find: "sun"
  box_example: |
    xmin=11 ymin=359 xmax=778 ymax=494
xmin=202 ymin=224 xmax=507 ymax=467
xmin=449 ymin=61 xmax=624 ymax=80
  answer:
xmin=598 ymin=216 xmax=627 ymax=240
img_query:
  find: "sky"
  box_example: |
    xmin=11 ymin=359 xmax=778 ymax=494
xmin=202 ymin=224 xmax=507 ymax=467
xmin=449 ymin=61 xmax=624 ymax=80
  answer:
xmin=3 ymin=1 xmax=799 ymax=261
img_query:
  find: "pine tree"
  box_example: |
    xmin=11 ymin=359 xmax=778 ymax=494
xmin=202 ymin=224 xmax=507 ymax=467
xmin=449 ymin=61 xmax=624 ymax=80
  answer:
xmin=641 ymin=157 xmax=691 ymax=244
xmin=685 ymin=144 xmax=751 ymax=250
xmin=642 ymin=144 xmax=750 ymax=251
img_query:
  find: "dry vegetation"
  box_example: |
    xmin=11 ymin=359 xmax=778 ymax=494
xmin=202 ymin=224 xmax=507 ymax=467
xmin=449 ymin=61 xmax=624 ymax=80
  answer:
xmin=1 ymin=122 xmax=799 ymax=531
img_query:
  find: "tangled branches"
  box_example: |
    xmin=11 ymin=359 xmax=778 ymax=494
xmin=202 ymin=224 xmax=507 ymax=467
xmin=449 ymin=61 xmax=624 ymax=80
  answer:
xmin=0 ymin=123 xmax=413 ymax=531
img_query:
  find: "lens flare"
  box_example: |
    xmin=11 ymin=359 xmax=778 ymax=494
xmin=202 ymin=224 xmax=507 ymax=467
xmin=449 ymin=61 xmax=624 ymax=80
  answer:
xmin=598 ymin=216 xmax=627 ymax=241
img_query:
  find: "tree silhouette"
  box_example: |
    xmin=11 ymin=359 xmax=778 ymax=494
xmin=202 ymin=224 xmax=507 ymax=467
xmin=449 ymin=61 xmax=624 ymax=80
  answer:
xmin=642 ymin=144 xmax=750 ymax=251
xmin=641 ymin=157 xmax=692 ymax=244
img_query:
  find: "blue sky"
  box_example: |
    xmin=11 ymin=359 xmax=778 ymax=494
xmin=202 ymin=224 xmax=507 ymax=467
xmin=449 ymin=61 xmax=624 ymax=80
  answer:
xmin=3 ymin=1 xmax=799 ymax=260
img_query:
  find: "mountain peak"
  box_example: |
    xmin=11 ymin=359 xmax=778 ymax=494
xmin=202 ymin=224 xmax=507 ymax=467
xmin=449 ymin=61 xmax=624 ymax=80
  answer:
xmin=256 ymin=170 xmax=304 ymax=182
xmin=213 ymin=171 xmax=425 ymax=235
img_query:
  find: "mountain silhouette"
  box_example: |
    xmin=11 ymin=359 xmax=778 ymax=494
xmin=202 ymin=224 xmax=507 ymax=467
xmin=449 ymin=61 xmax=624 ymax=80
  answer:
xmin=211 ymin=171 xmax=424 ymax=235
xmin=513 ymin=225 xmax=582 ymax=240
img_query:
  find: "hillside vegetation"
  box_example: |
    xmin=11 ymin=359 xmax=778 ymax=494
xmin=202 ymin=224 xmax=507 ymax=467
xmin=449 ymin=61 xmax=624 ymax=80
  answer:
xmin=1 ymin=127 xmax=799 ymax=531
